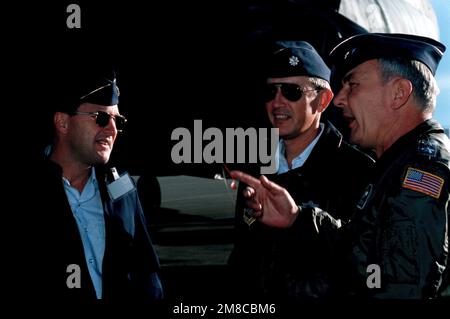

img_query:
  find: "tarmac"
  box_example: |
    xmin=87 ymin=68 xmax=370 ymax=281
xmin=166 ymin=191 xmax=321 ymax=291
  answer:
xmin=142 ymin=175 xmax=238 ymax=299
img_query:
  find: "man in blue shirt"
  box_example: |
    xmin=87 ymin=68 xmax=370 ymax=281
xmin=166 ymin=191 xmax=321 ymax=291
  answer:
xmin=22 ymin=58 xmax=163 ymax=302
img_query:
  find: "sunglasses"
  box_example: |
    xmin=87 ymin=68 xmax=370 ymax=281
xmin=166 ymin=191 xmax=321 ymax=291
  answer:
xmin=68 ymin=111 xmax=127 ymax=132
xmin=265 ymin=83 xmax=319 ymax=102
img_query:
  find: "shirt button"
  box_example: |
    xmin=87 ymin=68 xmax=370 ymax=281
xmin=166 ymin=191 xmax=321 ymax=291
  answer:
xmin=89 ymin=258 xmax=94 ymax=264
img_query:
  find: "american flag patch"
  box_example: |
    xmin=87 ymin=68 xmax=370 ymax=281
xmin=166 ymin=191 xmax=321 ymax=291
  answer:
xmin=402 ymin=167 xmax=444 ymax=199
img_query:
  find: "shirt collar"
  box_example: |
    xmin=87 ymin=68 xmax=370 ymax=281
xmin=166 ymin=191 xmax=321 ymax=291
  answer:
xmin=277 ymin=123 xmax=324 ymax=174
xmin=62 ymin=166 xmax=97 ymax=187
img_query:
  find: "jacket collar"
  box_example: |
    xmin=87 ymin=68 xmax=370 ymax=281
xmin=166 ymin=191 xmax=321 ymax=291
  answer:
xmin=276 ymin=120 xmax=343 ymax=176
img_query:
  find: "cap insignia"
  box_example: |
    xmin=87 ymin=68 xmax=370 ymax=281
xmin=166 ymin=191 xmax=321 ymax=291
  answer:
xmin=289 ymin=56 xmax=300 ymax=66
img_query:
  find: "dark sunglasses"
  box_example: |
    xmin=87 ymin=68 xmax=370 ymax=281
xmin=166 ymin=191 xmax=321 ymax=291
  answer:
xmin=265 ymin=83 xmax=318 ymax=102
xmin=68 ymin=111 xmax=127 ymax=132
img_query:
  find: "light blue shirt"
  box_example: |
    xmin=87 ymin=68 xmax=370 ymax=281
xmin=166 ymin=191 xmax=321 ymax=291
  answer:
xmin=276 ymin=123 xmax=324 ymax=174
xmin=63 ymin=167 xmax=105 ymax=299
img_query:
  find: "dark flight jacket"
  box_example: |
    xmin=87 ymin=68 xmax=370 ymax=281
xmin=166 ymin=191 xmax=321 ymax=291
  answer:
xmin=17 ymin=159 xmax=162 ymax=302
xmin=229 ymin=120 xmax=375 ymax=298
xmin=302 ymin=119 xmax=450 ymax=298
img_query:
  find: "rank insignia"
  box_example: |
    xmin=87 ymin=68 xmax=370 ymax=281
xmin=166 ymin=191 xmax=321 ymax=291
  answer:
xmin=289 ymin=56 xmax=299 ymax=66
xmin=243 ymin=208 xmax=257 ymax=227
xmin=417 ymin=140 xmax=437 ymax=157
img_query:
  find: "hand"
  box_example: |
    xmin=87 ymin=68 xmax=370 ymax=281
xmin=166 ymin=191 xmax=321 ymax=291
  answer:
xmin=231 ymin=170 xmax=300 ymax=228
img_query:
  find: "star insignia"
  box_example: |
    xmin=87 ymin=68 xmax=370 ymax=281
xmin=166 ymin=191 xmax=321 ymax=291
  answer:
xmin=289 ymin=56 xmax=299 ymax=66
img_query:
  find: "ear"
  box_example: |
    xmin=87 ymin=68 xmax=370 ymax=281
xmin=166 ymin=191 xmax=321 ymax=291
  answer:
xmin=54 ymin=112 xmax=70 ymax=134
xmin=317 ymin=88 xmax=334 ymax=113
xmin=391 ymin=78 xmax=413 ymax=110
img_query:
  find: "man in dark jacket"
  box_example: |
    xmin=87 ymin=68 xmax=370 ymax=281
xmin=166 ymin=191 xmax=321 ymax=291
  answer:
xmin=229 ymin=41 xmax=374 ymax=299
xmin=20 ymin=59 xmax=163 ymax=302
xmin=231 ymin=33 xmax=449 ymax=299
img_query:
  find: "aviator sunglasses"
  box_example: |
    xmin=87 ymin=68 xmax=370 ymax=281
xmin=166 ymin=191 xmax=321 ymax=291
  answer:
xmin=265 ymin=83 xmax=319 ymax=102
xmin=68 ymin=111 xmax=127 ymax=132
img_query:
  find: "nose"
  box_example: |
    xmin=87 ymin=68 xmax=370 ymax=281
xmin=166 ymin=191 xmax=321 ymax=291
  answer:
xmin=103 ymin=116 xmax=118 ymax=134
xmin=273 ymin=87 xmax=285 ymax=102
xmin=266 ymin=87 xmax=284 ymax=109
xmin=267 ymin=89 xmax=286 ymax=111
xmin=333 ymin=87 xmax=348 ymax=109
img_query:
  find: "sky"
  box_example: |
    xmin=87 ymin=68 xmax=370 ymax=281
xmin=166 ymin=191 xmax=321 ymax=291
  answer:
xmin=431 ymin=0 xmax=450 ymax=128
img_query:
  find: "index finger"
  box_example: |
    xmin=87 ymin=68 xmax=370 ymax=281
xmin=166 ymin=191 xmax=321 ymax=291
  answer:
xmin=230 ymin=170 xmax=261 ymax=189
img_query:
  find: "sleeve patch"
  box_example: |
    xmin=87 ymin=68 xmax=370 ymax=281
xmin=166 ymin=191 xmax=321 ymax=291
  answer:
xmin=402 ymin=167 xmax=444 ymax=199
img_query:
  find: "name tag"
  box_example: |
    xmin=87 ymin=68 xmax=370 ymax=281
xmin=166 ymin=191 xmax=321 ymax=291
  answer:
xmin=356 ymin=184 xmax=373 ymax=210
xmin=107 ymin=172 xmax=135 ymax=201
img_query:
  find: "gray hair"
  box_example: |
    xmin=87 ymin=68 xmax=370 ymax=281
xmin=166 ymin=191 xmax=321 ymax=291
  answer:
xmin=309 ymin=77 xmax=332 ymax=91
xmin=378 ymin=58 xmax=439 ymax=113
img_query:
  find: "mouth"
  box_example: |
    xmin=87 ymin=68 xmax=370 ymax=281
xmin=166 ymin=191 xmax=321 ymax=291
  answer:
xmin=343 ymin=114 xmax=356 ymax=128
xmin=96 ymin=138 xmax=111 ymax=150
xmin=272 ymin=112 xmax=291 ymax=121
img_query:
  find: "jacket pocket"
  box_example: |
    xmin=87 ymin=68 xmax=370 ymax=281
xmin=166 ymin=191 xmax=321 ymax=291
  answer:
xmin=380 ymin=220 xmax=419 ymax=284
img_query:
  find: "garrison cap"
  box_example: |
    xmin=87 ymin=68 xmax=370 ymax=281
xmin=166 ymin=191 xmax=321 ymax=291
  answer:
xmin=329 ymin=33 xmax=446 ymax=84
xmin=53 ymin=60 xmax=120 ymax=113
xmin=267 ymin=41 xmax=331 ymax=82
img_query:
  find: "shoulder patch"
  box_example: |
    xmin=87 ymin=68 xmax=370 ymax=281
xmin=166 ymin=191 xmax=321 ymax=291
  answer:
xmin=417 ymin=139 xmax=438 ymax=157
xmin=402 ymin=167 xmax=444 ymax=199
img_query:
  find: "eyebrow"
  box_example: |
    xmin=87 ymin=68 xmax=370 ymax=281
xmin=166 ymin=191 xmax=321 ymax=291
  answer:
xmin=342 ymin=72 xmax=354 ymax=84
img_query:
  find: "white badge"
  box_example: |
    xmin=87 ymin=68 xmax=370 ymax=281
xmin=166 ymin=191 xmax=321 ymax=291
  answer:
xmin=107 ymin=171 xmax=135 ymax=201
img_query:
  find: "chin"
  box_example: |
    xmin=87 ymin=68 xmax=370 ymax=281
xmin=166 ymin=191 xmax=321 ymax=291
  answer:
xmin=350 ymin=135 xmax=367 ymax=149
xmin=96 ymin=153 xmax=111 ymax=164
xmin=349 ymin=136 xmax=360 ymax=145
xmin=280 ymin=131 xmax=300 ymax=140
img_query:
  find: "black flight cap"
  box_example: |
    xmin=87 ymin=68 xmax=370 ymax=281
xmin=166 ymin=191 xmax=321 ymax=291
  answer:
xmin=329 ymin=33 xmax=446 ymax=84
xmin=54 ymin=62 xmax=120 ymax=113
